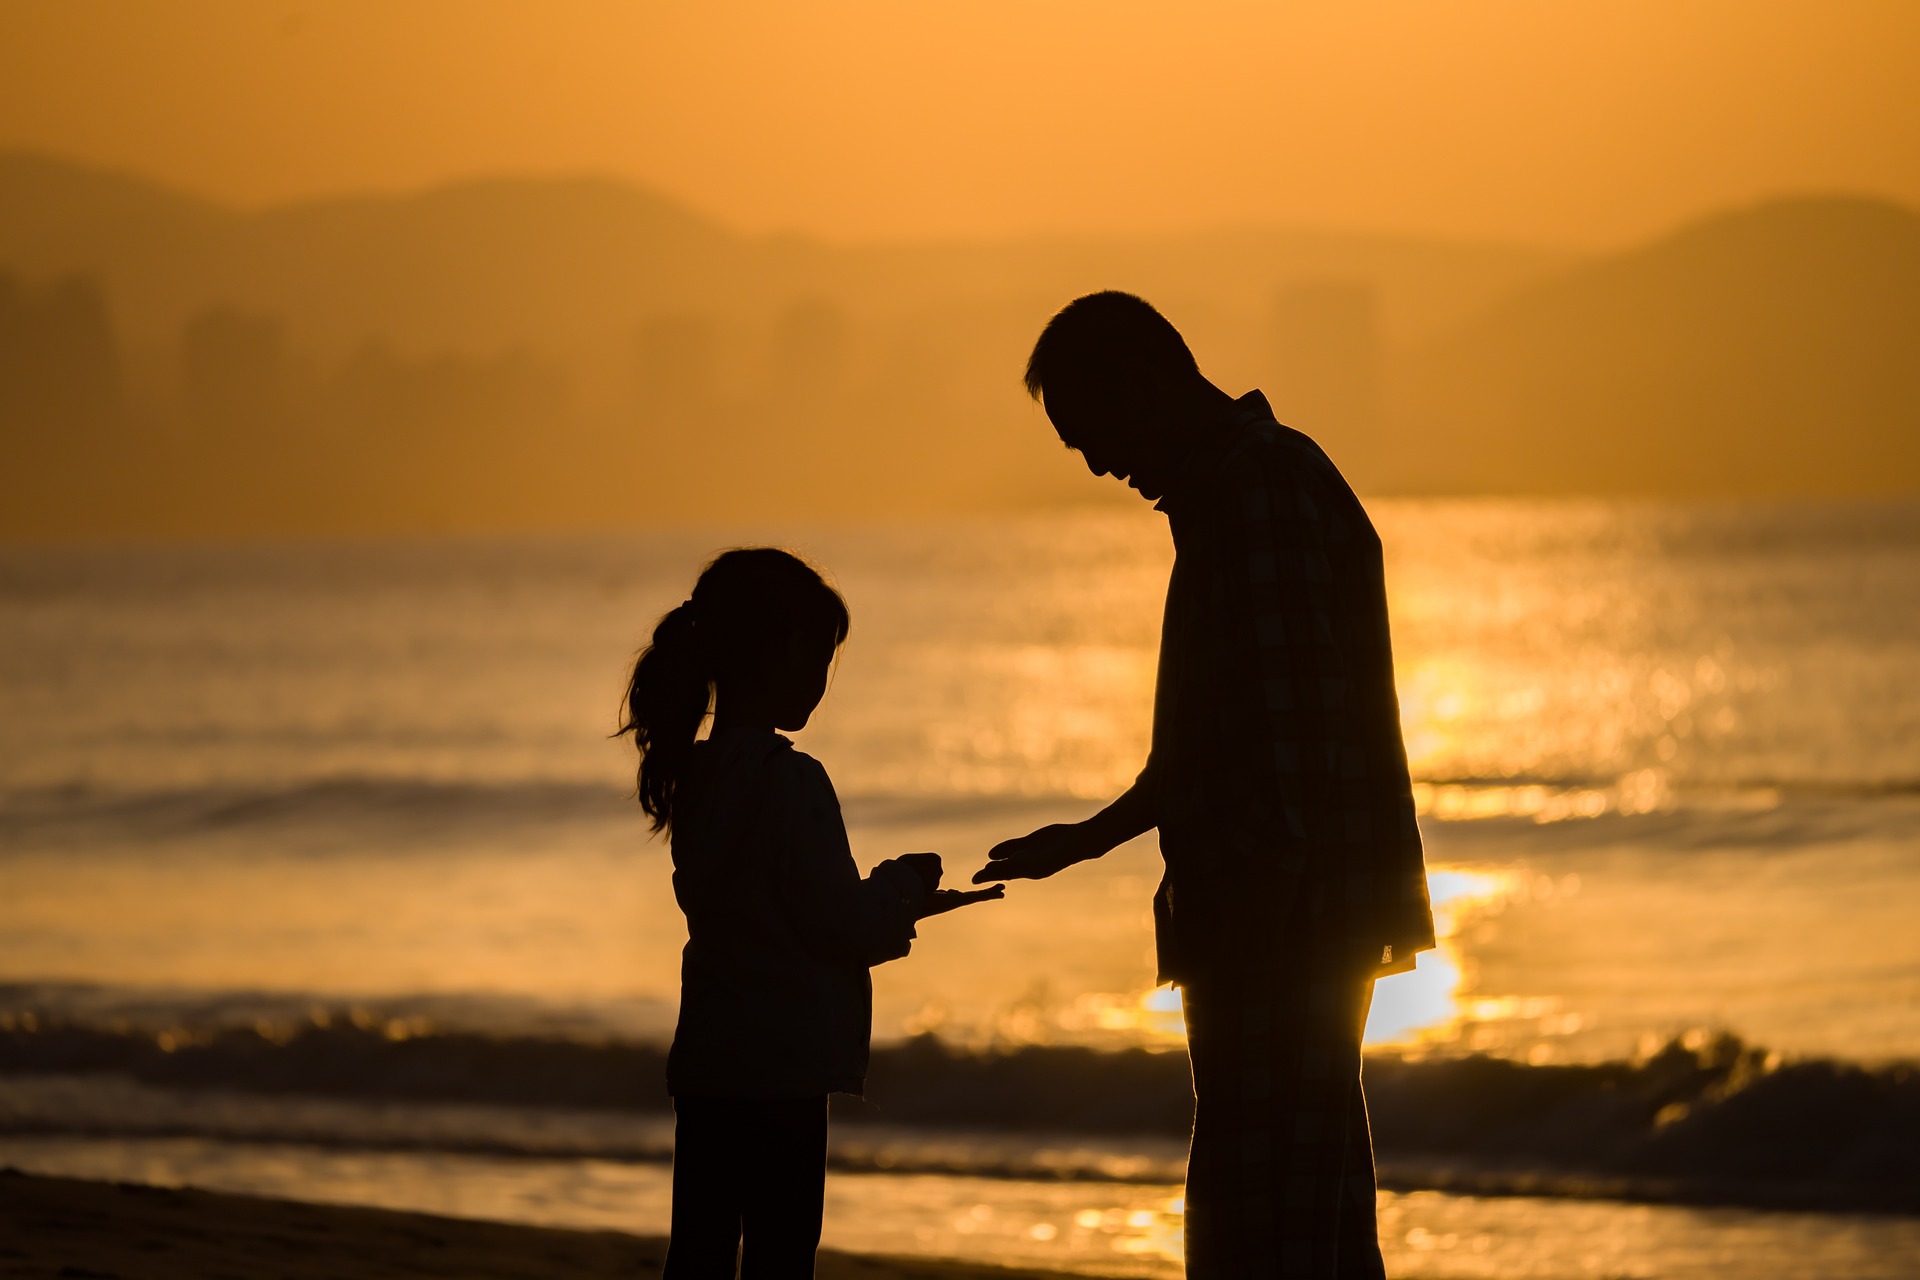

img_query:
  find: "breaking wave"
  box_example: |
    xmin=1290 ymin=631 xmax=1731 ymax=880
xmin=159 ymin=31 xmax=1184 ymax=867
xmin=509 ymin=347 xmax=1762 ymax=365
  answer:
xmin=3 ymin=1006 xmax=1917 ymax=1214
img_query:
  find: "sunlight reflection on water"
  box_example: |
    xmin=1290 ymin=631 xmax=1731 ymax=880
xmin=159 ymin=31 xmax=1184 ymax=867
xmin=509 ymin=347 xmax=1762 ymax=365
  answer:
xmin=1364 ymin=867 xmax=1523 ymax=1048
xmin=1048 ymin=866 xmax=1524 ymax=1052
xmin=5 ymin=505 xmax=1920 ymax=1065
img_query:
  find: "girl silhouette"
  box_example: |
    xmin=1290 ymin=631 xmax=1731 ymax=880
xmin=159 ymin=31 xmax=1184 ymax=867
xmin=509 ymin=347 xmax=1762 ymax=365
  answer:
xmin=619 ymin=547 xmax=1001 ymax=1279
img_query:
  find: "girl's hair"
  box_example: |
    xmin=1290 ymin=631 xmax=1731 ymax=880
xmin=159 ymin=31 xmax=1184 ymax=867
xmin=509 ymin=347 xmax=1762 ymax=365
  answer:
xmin=617 ymin=547 xmax=849 ymax=834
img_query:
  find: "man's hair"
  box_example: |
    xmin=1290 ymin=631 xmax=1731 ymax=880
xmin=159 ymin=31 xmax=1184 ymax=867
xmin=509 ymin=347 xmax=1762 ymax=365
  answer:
xmin=1023 ymin=291 xmax=1200 ymax=402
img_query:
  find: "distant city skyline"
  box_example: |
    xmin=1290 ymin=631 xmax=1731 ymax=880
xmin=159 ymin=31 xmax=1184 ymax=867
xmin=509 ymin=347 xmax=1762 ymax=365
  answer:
xmin=2 ymin=1 xmax=1916 ymax=248
xmin=5 ymin=145 xmax=1914 ymax=541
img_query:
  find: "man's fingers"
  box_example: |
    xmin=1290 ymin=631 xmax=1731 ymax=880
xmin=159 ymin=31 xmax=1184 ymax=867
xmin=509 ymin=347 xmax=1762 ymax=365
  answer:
xmin=976 ymin=862 xmax=1051 ymax=883
xmin=973 ymin=860 xmax=1038 ymax=883
xmin=986 ymin=826 xmax=1058 ymax=861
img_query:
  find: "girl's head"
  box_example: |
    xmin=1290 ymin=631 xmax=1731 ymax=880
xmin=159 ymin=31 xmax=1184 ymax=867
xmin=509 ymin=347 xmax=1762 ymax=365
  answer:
xmin=618 ymin=547 xmax=850 ymax=833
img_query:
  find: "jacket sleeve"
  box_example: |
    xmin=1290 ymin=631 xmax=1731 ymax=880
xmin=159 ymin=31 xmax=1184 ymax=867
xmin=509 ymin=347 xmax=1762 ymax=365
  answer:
xmin=771 ymin=751 xmax=926 ymax=967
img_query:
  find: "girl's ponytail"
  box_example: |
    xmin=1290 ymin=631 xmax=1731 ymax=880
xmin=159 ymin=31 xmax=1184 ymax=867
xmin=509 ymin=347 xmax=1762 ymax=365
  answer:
xmin=618 ymin=598 xmax=708 ymax=832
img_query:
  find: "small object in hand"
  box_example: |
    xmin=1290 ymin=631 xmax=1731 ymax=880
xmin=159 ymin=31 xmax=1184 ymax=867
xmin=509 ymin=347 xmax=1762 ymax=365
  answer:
xmin=897 ymin=851 xmax=943 ymax=896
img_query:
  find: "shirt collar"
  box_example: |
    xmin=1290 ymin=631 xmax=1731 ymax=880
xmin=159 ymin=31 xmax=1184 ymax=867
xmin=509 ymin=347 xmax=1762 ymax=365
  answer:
xmin=1153 ymin=389 xmax=1277 ymax=514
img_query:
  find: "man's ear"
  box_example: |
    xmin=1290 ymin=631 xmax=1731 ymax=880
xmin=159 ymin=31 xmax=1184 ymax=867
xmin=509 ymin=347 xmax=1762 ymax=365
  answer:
xmin=1140 ymin=363 xmax=1193 ymax=418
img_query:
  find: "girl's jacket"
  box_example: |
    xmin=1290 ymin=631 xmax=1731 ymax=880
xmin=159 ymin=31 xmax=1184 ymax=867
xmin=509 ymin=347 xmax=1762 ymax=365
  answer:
xmin=665 ymin=727 xmax=926 ymax=1097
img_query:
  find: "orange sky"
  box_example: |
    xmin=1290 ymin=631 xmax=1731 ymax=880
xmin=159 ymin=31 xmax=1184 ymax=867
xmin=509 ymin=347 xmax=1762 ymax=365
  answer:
xmin=2 ymin=1 xmax=1916 ymax=246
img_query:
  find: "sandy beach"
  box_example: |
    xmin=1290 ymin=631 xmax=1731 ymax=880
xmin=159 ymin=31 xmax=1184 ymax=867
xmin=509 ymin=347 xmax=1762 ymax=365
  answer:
xmin=0 ymin=1168 xmax=1074 ymax=1280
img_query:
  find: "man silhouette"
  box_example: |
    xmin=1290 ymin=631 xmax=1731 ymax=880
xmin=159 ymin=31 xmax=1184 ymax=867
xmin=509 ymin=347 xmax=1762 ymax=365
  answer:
xmin=975 ymin=292 xmax=1434 ymax=1278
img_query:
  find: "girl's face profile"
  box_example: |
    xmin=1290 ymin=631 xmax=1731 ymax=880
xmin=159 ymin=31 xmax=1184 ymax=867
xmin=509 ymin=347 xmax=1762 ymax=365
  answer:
xmin=772 ymin=628 xmax=840 ymax=732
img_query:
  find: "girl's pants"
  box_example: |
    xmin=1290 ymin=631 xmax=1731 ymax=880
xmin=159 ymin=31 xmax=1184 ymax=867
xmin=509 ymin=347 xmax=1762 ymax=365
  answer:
xmin=664 ymin=1094 xmax=829 ymax=1280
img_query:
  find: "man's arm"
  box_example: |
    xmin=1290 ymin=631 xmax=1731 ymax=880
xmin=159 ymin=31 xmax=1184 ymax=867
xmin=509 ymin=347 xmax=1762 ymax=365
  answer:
xmin=971 ymin=776 xmax=1157 ymax=883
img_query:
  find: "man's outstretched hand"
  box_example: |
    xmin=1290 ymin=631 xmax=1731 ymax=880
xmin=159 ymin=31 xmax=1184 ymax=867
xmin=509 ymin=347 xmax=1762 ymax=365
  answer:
xmin=972 ymin=821 xmax=1106 ymax=884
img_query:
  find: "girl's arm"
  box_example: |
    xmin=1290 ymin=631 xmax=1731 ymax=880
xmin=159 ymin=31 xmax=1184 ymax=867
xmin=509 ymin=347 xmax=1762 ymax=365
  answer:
xmin=775 ymin=753 xmax=928 ymax=967
xmin=919 ymin=883 xmax=1006 ymax=916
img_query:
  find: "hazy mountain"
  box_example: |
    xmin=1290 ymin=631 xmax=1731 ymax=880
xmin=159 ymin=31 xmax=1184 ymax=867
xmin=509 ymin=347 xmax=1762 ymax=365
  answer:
xmin=0 ymin=149 xmax=1565 ymax=370
xmin=0 ymin=152 xmax=746 ymax=376
xmin=1384 ymin=197 xmax=1920 ymax=495
xmin=0 ymin=150 xmax=1575 ymax=536
xmin=5 ymin=151 xmax=1915 ymax=537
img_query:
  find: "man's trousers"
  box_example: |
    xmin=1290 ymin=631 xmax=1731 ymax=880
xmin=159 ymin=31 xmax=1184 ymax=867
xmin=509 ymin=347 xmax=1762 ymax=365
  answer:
xmin=1180 ymin=953 xmax=1385 ymax=1279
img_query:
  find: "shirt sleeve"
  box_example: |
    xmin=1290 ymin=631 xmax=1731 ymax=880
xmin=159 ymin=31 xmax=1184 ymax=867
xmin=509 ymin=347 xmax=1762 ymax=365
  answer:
xmin=772 ymin=752 xmax=925 ymax=967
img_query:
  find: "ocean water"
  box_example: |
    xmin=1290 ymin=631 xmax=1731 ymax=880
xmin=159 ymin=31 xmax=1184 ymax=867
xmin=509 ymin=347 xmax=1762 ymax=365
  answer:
xmin=4 ymin=502 xmax=1920 ymax=1274
xmin=4 ymin=502 xmax=1918 ymax=1060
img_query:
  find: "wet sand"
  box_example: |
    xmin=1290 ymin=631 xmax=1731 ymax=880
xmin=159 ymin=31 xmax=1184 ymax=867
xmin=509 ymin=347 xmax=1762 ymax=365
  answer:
xmin=0 ymin=1168 xmax=1078 ymax=1280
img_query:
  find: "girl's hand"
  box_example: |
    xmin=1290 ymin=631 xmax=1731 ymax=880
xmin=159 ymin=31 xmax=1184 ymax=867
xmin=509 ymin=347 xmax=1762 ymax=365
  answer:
xmin=896 ymin=851 xmax=944 ymax=896
xmin=917 ymin=885 xmax=1005 ymax=919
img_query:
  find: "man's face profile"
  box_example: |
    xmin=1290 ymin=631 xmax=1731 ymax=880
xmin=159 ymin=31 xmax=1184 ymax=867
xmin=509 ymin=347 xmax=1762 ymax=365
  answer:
xmin=1043 ymin=377 xmax=1179 ymax=503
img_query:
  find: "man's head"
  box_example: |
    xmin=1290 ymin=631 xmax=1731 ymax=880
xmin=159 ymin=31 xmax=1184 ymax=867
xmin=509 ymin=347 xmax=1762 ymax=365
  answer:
xmin=1024 ymin=291 xmax=1213 ymax=502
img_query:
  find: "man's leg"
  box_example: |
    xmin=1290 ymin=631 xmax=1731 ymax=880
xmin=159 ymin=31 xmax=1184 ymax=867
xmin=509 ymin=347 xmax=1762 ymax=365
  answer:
xmin=739 ymin=1096 xmax=829 ymax=1280
xmin=1333 ymin=984 xmax=1386 ymax=1280
xmin=1335 ymin=1075 xmax=1386 ymax=1280
xmin=1183 ymin=978 xmax=1276 ymax=1277
xmin=1182 ymin=957 xmax=1383 ymax=1279
xmin=665 ymin=1097 xmax=746 ymax=1280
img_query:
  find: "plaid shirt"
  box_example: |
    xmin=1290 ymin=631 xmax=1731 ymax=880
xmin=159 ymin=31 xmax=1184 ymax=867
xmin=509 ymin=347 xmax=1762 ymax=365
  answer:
xmin=1142 ymin=391 xmax=1434 ymax=985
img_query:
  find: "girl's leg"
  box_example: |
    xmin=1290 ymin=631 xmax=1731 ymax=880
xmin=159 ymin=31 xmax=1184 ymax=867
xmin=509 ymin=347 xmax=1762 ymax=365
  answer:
xmin=739 ymin=1096 xmax=829 ymax=1280
xmin=665 ymin=1098 xmax=745 ymax=1280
